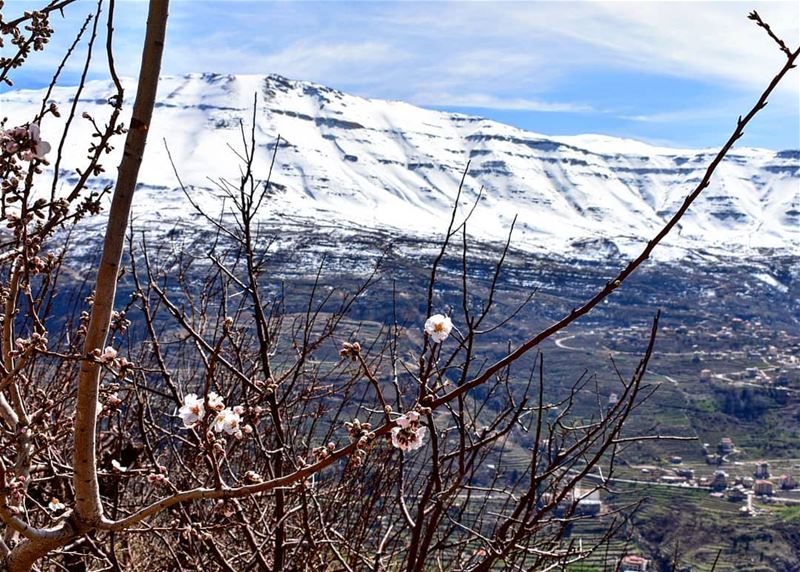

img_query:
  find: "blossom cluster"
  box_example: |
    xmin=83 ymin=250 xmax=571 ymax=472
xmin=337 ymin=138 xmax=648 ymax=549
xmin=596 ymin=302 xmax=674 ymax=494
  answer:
xmin=102 ymin=391 xmax=122 ymax=413
xmin=344 ymin=417 xmax=372 ymax=444
xmin=147 ymin=465 xmax=170 ymax=486
xmin=95 ymin=346 xmax=118 ymax=363
xmin=22 ymin=251 xmax=55 ymax=276
xmin=12 ymin=332 xmax=48 ymax=356
xmin=1 ymin=123 xmax=51 ymax=162
xmin=1 ymin=9 xmax=54 ymax=78
xmin=4 ymin=474 xmax=28 ymax=509
xmin=92 ymin=346 xmax=131 ymax=371
xmin=110 ymin=310 xmax=131 ymax=334
xmin=339 ymin=341 xmax=361 ymax=360
xmin=344 ymin=418 xmax=376 ymax=467
xmin=311 ymin=442 xmax=337 ymax=463
xmin=179 ymin=392 xmax=253 ymax=440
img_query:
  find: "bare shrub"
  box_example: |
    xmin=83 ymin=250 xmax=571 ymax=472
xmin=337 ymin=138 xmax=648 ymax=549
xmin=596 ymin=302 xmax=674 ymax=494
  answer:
xmin=0 ymin=2 xmax=797 ymax=570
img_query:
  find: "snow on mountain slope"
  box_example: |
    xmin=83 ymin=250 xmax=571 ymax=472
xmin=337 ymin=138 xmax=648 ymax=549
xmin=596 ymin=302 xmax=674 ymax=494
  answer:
xmin=2 ymin=73 xmax=798 ymax=260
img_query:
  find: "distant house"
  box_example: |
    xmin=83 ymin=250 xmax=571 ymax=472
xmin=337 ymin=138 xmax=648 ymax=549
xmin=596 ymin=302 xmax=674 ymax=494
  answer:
xmin=753 ymin=479 xmax=774 ymax=496
xmin=575 ymin=489 xmax=602 ymax=516
xmin=779 ymin=474 xmax=797 ymax=490
xmin=700 ymin=368 xmax=712 ymax=381
xmin=711 ymin=471 xmax=729 ymax=492
xmin=718 ymin=437 xmax=734 ymax=455
xmin=727 ymin=487 xmax=747 ymax=502
xmin=543 ymin=486 xmax=602 ymax=517
xmin=620 ymin=554 xmax=650 ymax=571
xmin=754 ymin=462 xmax=770 ymax=479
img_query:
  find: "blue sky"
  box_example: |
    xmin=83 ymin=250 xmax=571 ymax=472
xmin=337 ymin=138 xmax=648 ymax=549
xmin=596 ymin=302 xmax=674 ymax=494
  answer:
xmin=4 ymin=0 xmax=799 ymax=149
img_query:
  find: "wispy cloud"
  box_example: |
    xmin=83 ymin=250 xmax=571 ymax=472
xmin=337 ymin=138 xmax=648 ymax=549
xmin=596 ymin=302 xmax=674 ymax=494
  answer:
xmin=385 ymin=2 xmax=799 ymax=92
xmin=620 ymin=107 xmax=734 ymax=124
xmin=3 ymin=0 xmax=798 ymax=149
xmin=414 ymin=92 xmax=595 ymax=113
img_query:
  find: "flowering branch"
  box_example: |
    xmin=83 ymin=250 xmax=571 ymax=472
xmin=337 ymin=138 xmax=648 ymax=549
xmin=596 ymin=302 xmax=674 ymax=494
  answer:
xmin=93 ymin=18 xmax=800 ymax=546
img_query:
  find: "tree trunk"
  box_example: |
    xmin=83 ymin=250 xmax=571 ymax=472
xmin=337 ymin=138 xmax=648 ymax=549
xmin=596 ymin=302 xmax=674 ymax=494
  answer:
xmin=73 ymin=0 xmax=170 ymax=528
xmin=2 ymin=2 xmax=170 ymax=570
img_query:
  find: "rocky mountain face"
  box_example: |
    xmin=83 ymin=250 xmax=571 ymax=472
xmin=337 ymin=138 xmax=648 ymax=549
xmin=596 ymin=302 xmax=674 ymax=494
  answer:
xmin=2 ymin=73 xmax=798 ymax=260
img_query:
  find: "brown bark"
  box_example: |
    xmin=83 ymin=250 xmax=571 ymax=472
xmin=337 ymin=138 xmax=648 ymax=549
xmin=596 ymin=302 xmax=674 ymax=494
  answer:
xmin=1 ymin=2 xmax=170 ymax=570
xmin=72 ymin=0 xmax=170 ymax=528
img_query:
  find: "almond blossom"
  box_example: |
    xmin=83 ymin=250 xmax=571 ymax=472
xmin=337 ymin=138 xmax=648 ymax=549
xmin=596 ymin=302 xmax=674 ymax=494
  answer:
xmin=48 ymin=498 xmax=65 ymax=512
xmin=97 ymin=346 xmax=118 ymax=363
xmin=179 ymin=393 xmax=205 ymax=428
xmin=390 ymin=411 xmax=426 ymax=452
xmin=1 ymin=123 xmax=50 ymax=160
xmin=206 ymin=391 xmax=225 ymax=411
xmin=213 ymin=407 xmax=241 ymax=436
xmin=424 ymin=314 xmax=453 ymax=343
xmin=27 ymin=123 xmax=51 ymax=159
xmin=396 ymin=410 xmax=419 ymax=428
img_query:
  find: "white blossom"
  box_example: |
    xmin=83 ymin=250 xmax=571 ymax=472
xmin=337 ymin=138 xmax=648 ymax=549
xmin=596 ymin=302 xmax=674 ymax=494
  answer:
xmin=391 ymin=425 xmax=426 ymax=452
xmin=179 ymin=393 xmax=205 ymax=428
xmin=48 ymin=498 xmax=65 ymax=512
xmin=2 ymin=138 xmax=18 ymax=154
xmin=27 ymin=123 xmax=51 ymax=159
xmin=98 ymin=346 xmax=117 ymax=363
xmin=424 ymin=314 xmax=453 ymax=343
xmin=213 ymin=407 xmax=241 ymax=435
xmin=390 ymin=411 xmax=426 ymax=452
xmin=396 ymin=410 xmax=419 ymax=429
xmin=207 ymin=391 xmax=225 ymax=411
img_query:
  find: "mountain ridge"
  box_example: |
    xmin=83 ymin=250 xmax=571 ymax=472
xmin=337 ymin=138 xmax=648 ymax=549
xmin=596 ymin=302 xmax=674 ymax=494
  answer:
xmin=2 ymin=72 xmax=798 ymax=260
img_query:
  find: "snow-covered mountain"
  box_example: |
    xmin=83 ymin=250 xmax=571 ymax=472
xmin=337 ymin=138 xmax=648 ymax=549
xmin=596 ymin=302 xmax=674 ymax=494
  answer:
xmin=2 ymin=73 xmax=798 ymax=259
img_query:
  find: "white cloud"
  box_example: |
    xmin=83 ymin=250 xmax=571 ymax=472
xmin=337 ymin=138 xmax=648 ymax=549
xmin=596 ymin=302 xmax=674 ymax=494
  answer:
xmin=5 ymin=0 xmax=797 ymax=148
xmin=15 ymin=1 xmax=799 ymax=99
xmin=413 ymin=92 xmax=594 ymax=113
xmin=559 ymin=2 xmax=799 ymax=90
xmin=373 ymin=1 xmax=799 ymax=93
